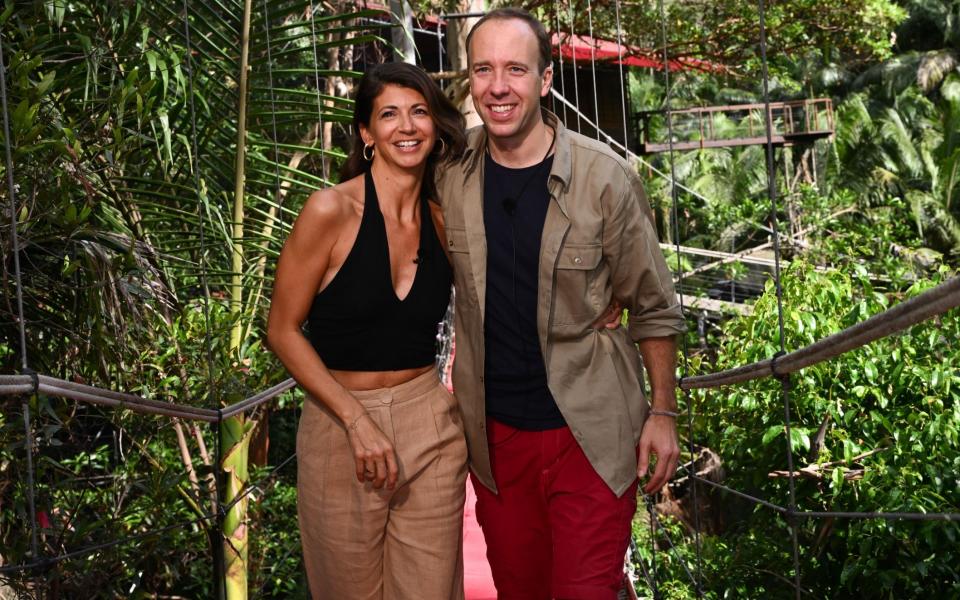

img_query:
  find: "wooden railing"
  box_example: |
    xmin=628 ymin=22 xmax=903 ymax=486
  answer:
xmin=636 ymin=98 xmax=834 ymax=153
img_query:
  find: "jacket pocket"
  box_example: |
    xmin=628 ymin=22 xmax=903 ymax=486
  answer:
xmin=557 ymin=242 xmax=602 ymax=270
xmin=553 ymin=243 xmax=603 ymax=324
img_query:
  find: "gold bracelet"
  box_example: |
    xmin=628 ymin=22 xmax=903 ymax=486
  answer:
xmin=649 ymin=409 xmax=679 ymax=418
xmin=348 ymin=412 xmax=367 ymax=431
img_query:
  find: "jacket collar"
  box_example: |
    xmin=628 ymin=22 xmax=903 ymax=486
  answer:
xmin=462 ymin=109 xmax=573 ymax=200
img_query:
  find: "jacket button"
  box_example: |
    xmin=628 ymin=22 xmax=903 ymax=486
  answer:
xmin=573 ymin=256 xmax=582 ymax=264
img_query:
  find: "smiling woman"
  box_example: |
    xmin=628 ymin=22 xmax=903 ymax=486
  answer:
xmin=265 ymin=62 xmax=467 ymax=599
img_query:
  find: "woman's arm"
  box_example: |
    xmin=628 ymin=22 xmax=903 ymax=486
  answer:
xmin=267 ymin=188 xmax=398 ymax=489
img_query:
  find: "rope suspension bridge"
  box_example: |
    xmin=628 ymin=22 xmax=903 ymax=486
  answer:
xmin=1 ymin=1 xmax=958 ymax=598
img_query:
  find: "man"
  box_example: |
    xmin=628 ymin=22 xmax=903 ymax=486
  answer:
xmin=437 ymin=7 xmax=686 ymax=599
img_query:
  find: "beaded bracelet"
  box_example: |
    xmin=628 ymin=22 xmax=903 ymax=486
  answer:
xmin=649 ymin=409 xmax=679 ymax=418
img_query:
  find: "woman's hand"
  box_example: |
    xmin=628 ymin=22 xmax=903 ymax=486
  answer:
xmin=347 ymin=413 xmax=399 ymax=490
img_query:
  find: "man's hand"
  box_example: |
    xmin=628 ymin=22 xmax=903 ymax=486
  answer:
xmin=637 ymin=414 xmax=680 ymax=494
xmin=591 ymin=299 xmax=623 ymax=330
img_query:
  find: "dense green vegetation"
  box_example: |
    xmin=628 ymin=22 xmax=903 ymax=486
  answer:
xmin=627 ymin=0 xmax=960 ymax=597
xmin=0 ymin=0 xmax=957 ymax=598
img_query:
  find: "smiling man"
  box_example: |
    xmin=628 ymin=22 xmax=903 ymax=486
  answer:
xmin=437 ymin=7 xmax=686 ymax=599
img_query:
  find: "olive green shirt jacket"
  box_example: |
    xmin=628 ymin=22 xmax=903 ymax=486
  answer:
xmin=437 ymin=111 xmax=685 ymax=496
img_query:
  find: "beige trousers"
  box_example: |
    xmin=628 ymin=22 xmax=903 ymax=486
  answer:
xmin=297 ymin=370 xmax=468 ymax=600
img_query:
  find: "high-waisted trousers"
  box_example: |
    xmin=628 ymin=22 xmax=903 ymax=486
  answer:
xmin=297 ymin=370 xmax=468 ymax=599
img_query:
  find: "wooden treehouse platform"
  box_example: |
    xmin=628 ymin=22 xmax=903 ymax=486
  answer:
xmin=636 ymin=98 xmax=834 ymax=154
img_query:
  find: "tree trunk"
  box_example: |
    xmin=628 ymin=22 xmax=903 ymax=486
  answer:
xmin=446 ymin=0 xmax=485 ymax=128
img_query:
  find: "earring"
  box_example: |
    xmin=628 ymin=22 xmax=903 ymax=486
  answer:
xmin=434 ymin=138 xmax=446 ymax=155
xmin=363 ymin=143 xmax=375 ymax=161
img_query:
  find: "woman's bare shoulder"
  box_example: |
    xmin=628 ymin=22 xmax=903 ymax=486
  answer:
xmin=299 ymin=175 xmax=364 ymax=228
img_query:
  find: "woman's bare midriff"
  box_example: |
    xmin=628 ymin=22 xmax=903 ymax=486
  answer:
xmin=329 ymin=364 xmax=436 ymax=391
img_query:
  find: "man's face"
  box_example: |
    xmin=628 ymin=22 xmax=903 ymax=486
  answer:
xmin=468 ymin=18 xmax=552 ymax=146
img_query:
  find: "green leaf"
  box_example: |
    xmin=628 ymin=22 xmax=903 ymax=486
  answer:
xmin=789 ymin=427 xmax=811 ymax=452
xmin=762 ymin=425 xmax=782 ymax=445
xmin=831 ymin=465 xmax=844 ymax=492
xmin=35 ymin=71 xmax=56 ymax=97
xmin=864 ymin=361 xmax=878 ymax=382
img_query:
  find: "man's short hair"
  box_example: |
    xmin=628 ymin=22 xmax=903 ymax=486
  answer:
xmin=466 ymin=7 xmax=552 ymax=74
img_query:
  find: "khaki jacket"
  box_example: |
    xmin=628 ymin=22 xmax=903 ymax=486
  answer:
xmin=437 ymin=111 xmax=685 ymax=496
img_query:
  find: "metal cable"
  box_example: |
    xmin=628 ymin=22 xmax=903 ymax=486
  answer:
xmin=179 ymin=4 xmax=226 ymax=596
xmin=644 ymin=498 xmax=660 ymax=599
xmin=548 ymin=87 xmax=723 ymax=210
xmin=647 ymin=501 xmax=701 ymax=591
xmin=690 ymin=474 xmax=960 ymax=522
xmin=220 ymin=451 xmax=298 ymax=513
xmin=613 ymin=0 xmax=629 ymax=151
xmin=258 ymin=0 xmax=299 ymax=430
xmin=0 ymin=511 xmax=216 ymax=575
xmin=628 ymin=533 xmax=657 ymax=597
xmin=756 ymin=3 xmax=802 ymax=594
xmin=0 ymin=374 xmax=296 ymax=421
xmin=36 ymin=376 xmax=218 ymax=420
xmin=565 ymin=3 xmax=581 ymax=134
xmin=656 ymin=0 xmax=704 ymax=594
xmin=219 ymin=378 xmax=297 ymax=418
xmin=585 ymin=0 xmax=600 ymax=140
xmin=436 ymin=14 xmax=444 ymax=89
xmin=680 ymin=273 xmax=960 ymax=390
xmin=553 ymin=2 xmax=568 ymax=127
xmin=307 ymin=0 xmax=329 ymax=185
xmin=690 ymin=474 xmax=790 ymax=514
xmin=0 ymin=25 xmax=40 ymax=568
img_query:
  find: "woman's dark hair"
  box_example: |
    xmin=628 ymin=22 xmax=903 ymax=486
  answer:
xmin=340 ymin=62 xmax=466 ymax=199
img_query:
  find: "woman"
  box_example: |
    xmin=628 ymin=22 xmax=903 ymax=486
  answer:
xmin=266 ymin=62 xmax=467 ymax=599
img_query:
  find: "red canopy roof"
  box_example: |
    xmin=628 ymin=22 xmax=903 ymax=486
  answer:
xmin=551 ymin=32 xmax=717 ymax=72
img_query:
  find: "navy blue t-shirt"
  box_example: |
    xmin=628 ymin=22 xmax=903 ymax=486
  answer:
xmin=482 ymin=152 xmax=565 ymax=430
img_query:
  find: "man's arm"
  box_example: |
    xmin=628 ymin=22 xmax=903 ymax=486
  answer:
xmin=636 ymin=335 xmax=680 ymax=494
xmin=601 ymin=166 xmax=686 ymax=495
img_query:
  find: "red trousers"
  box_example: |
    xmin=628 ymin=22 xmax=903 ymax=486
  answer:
xmin=472 ymin=419 xmax=638 ymax=600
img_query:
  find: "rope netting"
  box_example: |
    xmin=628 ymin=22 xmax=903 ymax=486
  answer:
xmin=1 ymin=0 xmax=958 ymax=596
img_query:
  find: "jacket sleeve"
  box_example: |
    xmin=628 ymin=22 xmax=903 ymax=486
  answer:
xmin=602 ymin=166 xmax=686 ymax=342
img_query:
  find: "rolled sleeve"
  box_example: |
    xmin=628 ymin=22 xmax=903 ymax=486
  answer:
xmin=602 ymin=168 xmax=686 ymax=342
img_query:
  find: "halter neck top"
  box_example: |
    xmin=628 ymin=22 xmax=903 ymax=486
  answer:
xmin=306 ymin=170 xmax=452 ymax=371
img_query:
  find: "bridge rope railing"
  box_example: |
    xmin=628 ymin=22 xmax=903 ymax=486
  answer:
xmin=0 ymin=260 xmax=954 ymax=553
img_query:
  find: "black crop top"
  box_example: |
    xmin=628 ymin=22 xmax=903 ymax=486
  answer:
xmin=306 ymin=171 xmax=452 ymax=371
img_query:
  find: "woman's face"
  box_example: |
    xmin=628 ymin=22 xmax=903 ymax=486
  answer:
xmin=360 ymin=84 xmax=437 ymax=172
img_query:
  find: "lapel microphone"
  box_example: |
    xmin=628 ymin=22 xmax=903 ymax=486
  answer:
xmin=498 ymin=129 xmax=554 ymax=220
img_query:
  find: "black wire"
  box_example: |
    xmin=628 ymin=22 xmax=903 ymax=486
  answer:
xmin=756 ymin=1 xmax=802 ymax=597
xmin=0 ymin=24 xmax=41 ymax=576
xmin=656 ymin=0 xmax=704 ymax=595
xmin=260 ymin=0 xmax=297 ymax=431
xmin=565 ymin=3 xmax=582 ymax=134
xmin=179 ymin=3 xmax=225 ymax=598
xmin=0 ymin=512 xmax=216 ymax=576
xmin=648 ymin=506 xmax=701 ymax=591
